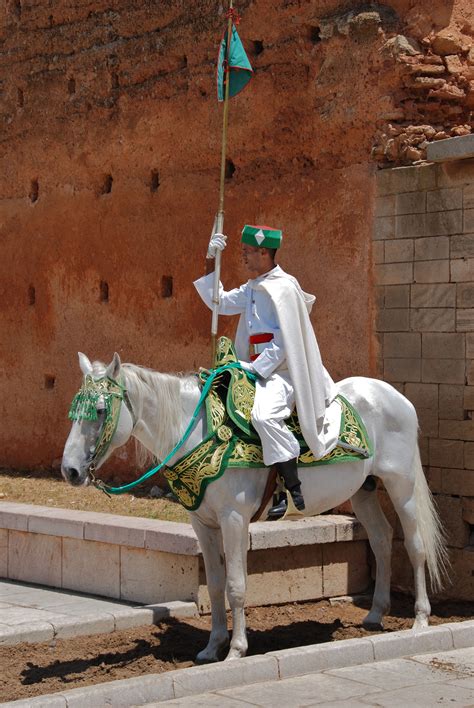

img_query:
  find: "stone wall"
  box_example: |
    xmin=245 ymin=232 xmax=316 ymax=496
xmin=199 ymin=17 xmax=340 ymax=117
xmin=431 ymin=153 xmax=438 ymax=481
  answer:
xmin=374 ymin=144 xmax=474 ymax=600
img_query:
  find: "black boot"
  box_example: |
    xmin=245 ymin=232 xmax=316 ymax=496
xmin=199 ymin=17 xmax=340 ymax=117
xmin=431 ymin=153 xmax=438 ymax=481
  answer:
xmin=267 ymin=458 xmax=305 ymax=520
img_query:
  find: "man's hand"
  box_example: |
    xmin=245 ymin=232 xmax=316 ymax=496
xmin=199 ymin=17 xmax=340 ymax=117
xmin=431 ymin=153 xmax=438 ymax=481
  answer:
xmin=238 ymin=360 xmax=255 ymax=374
xmin=207 ymin=232 xmax=227 ymax=259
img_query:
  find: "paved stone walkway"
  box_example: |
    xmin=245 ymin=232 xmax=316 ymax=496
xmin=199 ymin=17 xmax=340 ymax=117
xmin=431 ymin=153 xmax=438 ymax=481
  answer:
xmin=145 ymin=647 xmax=474 ymax=707
xmin=0 ymin=579 xmax=197 ymax=645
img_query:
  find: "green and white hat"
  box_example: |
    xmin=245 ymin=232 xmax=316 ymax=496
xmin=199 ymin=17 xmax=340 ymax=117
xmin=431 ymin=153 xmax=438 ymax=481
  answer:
xmin=241 ymin=224 xmax=283 ymax=249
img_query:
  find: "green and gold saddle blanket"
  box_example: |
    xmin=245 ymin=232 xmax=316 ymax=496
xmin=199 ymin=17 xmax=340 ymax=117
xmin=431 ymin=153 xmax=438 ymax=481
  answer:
xmin=163 ymin=337 xmax=373 ymax=511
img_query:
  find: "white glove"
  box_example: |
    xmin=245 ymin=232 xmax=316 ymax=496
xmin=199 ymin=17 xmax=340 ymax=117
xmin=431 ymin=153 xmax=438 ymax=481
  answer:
xmin=207 ymin=232 xmax=227 ymax=259
xmin=238 ymin=360 xmax=255 ymax=374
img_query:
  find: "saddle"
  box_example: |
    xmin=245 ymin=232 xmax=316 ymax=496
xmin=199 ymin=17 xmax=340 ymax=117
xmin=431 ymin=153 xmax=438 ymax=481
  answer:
xmin=163 ymin=337 xmax=372 ymax=512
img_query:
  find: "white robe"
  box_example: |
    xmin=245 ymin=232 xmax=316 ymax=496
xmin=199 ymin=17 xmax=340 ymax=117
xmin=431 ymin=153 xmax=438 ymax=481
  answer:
xmin=194 ymin=267 xmax=337 ymax=460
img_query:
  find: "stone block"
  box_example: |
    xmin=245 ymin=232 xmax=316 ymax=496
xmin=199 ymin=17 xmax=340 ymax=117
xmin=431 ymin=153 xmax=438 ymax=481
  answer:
xmin=463 ymin=185 xmax=474 ymax=209
xmin=430 ymin=439 xmax=464 ymax=468
xmin=384 ymin=285 xmax=410 ymax=308
xmin=332 ymin=515 xmax=367 ymax=542
xmin=0 ymin=504 xmax=29 ymax=531
xmin=464 ymin=209 xmax=474 ymax=233
xmin=451 ymin=258 xmax=474 ymax=282
xmin=467 ymin=333 xmax=474 ymax=357
xmin=384 ymin=333 xmax=421 ymax=358
xmin=422 ymin=332 xmax=465 ymax=358
xmin=376 ymin=164 xmax=436 ymax=196
xmin=375 ymin=263 xmax=413 ymax=285
xmin=452 ymin=233 xmax=474 ymax=259
xmin=411 ymin=308 xmax=455 ymax=332
xmin=439 ymin=384 xmax=465 ymax=420
xmin=425 ymin=210 xmax=462 ymax=236
xmin=27 ymin=509 xmax=84 ymax=540
xmin=375 ymin=195 xmax=396 ymax=217
xmin=370 ymin=626 xmax=453 ymax=661
xmin=442 ymin=468 xmax=474 ymax=495
xmin=395 ymin=213 xmax=426 ymax=238
xmin=8 ymin=531 xmax=61 ymax=587
xmin=84 ymin=518 xmax=149 ymax=548
xmin=62 ymin=538 xmax=120 ymax=598
xmin=374 ymin=216 xmax=395 ymax=240
xmin=52 ymin=614 xmax=115 ymax=640
xmin=456 ymin=309 xmax=474 ymax=331
xmin=120 ymin=546 xmax=199 ymax=604
xmin=270 ymin=637 xmax=374 ymax=679
xmin=411 ymin=283 xmax=455 ymax=308
xmin=321 ymin=541 xmax=369 ymax=598
xmin=246 ymin=544 xmax=324 ymax=608
xmin=0 ymin=623 xmax=55 ymax=647
xmin=417 ymin=408 xmax=439 ymax=437
xmin=463 ymin=386 xmax=474 ymax=410
xmin=440 ymin=419 xmax=474 ymax=441
xmin=405 ymin=383 xmax=438 ymax=410
xmin=0 ymin=529 xmax=7 ymax=578
xmin=144 ymin=522 xmax=201 ymax=555
xmin=426 ymin=467 xmax=443 ymax=493
xmin=435 ymin=494 xmax=470 ymax=547
xmin=63 ymin=673 xmax=175 ymax=707
xmin=437 ymin=157 xmax=474 ymax=187
xmin=426 ymin=187 xmax=463 ymax=212
xmin=427 ymin=135 xmax=474 ymax=162
xmin=467 ymin=360 xmax=474 ymax=385
xmin=385 ymin=239 xmax=414 ymax=263
xmin=172 ymin=656 xmax=279 ymax=699
xmin=413 ymin=260 xmax=450 ymax=283
xmin=420 ymin=435 xmax=429 ymax=466
xmin=376 ymin=308 xmax=409 ymax=332
xmin=462 ymin=497 xmax=474 ymax=524
xmin=422 ymin=358 xmax=465 ymax=383
xmin=384 ymin=358 xmax=421 ymax=383
xmin=396 ymin=191 xmax=426 ymax=215
xmin=414 ymin=236 xmax=449 ymax=261
xmin=448 ymin=619 xmax=474 ymax=648
xmin=457 ymin=283 xmax=474 ymax=308
xmin=250 ymin=516 xmax=336 ymax=550
xmin=440 ymin=548 xmax=474 ymax=601
xmin=373 ymin=240 xmax=384 ymax=264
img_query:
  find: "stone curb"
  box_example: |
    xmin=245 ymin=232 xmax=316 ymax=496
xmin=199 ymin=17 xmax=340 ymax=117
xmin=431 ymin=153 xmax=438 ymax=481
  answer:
xmin=0 ymin=601 xmax=198 ymax=647
xmin=2 ymin=619 xmax=473 ymax=707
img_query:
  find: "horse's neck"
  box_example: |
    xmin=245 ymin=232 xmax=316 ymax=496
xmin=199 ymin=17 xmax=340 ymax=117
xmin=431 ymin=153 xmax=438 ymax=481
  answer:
xmin=122 ymin=365 xmax=204 ymax=462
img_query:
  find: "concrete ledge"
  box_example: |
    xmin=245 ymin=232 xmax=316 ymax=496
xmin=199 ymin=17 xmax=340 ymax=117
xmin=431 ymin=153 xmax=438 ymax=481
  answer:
xmin=0 ymin=503 xmax=369 ymax=607
xmin=427 ymin=134 xmax=474 ymax=163
xmin=4 ymin=621 xmax=473 ymax=707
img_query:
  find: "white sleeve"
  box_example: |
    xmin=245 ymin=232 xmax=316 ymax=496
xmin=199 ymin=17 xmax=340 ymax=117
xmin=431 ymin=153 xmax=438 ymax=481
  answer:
xmin=193 ymin=273 xmax=248 ymax=315
xmin=251 ymin=330 xmax=286 ymax=379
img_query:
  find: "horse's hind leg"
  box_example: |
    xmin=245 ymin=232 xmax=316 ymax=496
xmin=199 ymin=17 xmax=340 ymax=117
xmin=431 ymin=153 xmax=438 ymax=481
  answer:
xmin=351 ymin=487 xmax=393 ymax=628
xmin=190 ymin=516 xmax=229 ymax=663
xmin=221 ymin=512 xmax=249 ymax=660
xmin=384 ymin=474 xmax=431 ymax=629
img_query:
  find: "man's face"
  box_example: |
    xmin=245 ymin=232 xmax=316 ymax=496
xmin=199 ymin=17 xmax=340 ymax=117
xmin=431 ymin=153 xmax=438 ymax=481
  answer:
xmin=241 ymin=243 xmax=265 ymax=273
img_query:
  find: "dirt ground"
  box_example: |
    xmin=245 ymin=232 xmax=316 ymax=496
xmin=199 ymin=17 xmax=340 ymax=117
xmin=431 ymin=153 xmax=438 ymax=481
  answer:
xmin=1 ymin=594 xmax=473 ymax=702
xmin=0 ymin=468 xmax=188 ymax=522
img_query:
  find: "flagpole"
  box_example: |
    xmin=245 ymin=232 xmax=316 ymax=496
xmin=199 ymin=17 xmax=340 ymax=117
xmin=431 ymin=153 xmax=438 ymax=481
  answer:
xmin=211 ymin=0 xmax=234 ymax=365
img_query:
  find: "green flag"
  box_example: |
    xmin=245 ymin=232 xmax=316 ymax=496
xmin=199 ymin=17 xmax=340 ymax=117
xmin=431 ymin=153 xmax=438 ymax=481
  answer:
xmin=217 ymin=24 xmax=253 ymax=102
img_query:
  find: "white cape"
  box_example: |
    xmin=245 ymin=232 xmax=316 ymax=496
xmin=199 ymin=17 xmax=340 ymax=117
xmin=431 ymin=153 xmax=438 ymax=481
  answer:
xmin=235 ymin=268 xmax=337 ymax=459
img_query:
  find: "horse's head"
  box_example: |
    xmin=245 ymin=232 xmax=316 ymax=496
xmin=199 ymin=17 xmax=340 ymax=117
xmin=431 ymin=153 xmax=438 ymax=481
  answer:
xmin=61 ymin=352 xmax=135 ymax=486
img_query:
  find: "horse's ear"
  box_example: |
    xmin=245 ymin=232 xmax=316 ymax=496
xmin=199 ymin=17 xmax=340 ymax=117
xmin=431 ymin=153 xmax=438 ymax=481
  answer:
xmin=78 ymin=352 xmax=93 ymax=377
xmin=105 ymin=352 xmax=121 ymax=381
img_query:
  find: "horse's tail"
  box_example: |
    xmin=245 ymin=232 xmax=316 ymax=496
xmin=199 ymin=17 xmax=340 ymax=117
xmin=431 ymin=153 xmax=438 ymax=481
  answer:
xmin=412 ymin=444 xmax=450 ymax=593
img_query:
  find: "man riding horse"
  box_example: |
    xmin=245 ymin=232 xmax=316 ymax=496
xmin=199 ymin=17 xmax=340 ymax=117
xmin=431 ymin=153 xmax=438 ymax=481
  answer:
xmin=194 ymin=225 xmax=337 ymax=519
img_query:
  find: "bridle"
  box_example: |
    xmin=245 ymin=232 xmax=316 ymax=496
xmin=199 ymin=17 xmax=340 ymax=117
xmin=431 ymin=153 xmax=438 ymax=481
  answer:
xmin=68 ymin=374 xmax=137 ymax=477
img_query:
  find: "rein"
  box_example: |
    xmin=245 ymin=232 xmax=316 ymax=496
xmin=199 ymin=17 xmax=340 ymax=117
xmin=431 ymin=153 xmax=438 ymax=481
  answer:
xmin=70 ymin=363 xmax=254 ymax=497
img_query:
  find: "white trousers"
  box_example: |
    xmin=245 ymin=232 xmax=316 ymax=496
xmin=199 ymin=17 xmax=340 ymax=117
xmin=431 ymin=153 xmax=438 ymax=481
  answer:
xmin=250 ymin=370 xmax=300 ymax=466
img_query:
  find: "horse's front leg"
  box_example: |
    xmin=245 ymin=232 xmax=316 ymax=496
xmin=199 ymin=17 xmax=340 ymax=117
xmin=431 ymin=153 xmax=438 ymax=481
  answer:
xmin=221 ymin=510 xmax=249 ymax=660
xmin=190 ymin=515 xmax=229 ymax=663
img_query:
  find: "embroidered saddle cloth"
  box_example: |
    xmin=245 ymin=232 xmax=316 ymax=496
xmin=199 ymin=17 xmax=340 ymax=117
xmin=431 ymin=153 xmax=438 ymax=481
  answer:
xmin=163 ymin=337 xmax=372 ymax=511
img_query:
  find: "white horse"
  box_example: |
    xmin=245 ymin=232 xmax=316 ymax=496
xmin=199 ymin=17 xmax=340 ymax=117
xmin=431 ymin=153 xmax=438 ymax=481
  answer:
xmin=62 ymin=352 xmax=448 ymax=662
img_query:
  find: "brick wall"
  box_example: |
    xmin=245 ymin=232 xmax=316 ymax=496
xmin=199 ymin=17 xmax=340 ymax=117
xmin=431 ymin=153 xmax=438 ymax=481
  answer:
xmin=374 ymin=156 xmax=474 ymax=600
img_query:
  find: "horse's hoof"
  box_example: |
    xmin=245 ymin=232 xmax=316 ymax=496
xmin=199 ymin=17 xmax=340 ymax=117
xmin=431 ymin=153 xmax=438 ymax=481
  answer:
xmin=413 ymin=617 xmax=429 ymax=630
xmin=362 ymin=620 xmax=384 ymax=632
xmin=225 ymin=647 xmax=247 ymax=660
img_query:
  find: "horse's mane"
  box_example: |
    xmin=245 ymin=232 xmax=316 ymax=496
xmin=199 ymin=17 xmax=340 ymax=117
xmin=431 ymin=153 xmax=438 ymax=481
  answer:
xmin=92 ymin=361 xmax=193 ymax=465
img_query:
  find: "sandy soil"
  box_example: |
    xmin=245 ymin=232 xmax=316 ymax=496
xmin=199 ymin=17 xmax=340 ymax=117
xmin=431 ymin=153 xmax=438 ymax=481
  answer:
xmin=1 ymin=595 xmax=473 ymax=702
xmin=0 ymin=468 xmax=188 ymax=522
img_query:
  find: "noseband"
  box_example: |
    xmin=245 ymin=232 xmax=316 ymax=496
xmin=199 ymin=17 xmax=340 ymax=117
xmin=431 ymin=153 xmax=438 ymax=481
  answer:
xmin=68 ymin=374 xmax=136 ymax=474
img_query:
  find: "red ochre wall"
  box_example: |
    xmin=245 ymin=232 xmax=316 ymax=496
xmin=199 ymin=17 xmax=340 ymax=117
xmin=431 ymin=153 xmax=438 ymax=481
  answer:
xmin=0 ymin=0 xmax=471 ymax=473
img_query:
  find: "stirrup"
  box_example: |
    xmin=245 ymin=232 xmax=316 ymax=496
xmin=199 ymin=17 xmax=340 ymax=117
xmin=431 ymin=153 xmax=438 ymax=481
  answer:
xmin=282 ymin=489 xmax=305 ymax=520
